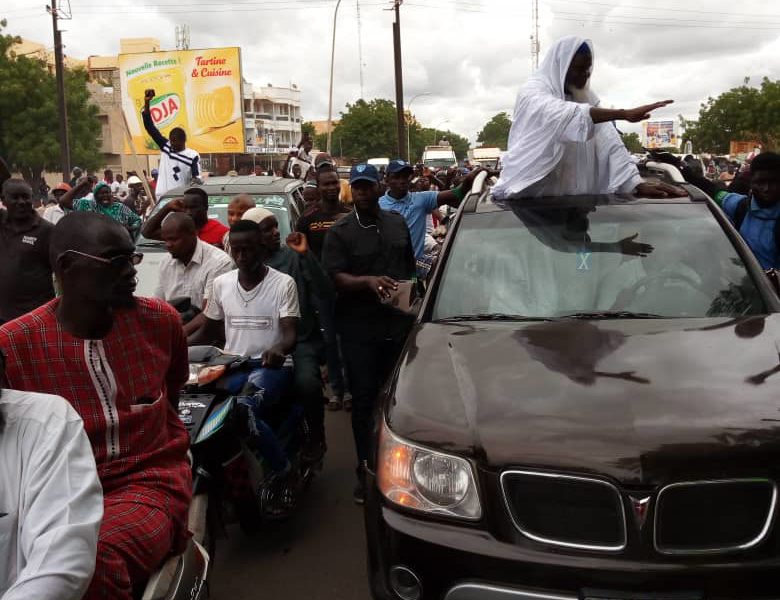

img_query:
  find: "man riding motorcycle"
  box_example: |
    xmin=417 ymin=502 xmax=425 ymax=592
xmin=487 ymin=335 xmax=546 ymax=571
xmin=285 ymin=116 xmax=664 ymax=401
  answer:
xmin=190 ymin=219 xmax=301 ymax=516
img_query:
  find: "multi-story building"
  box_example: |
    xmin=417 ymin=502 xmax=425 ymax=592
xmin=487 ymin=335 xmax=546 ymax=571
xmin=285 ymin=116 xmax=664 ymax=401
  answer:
xmin=243 ymin=81 xmax=303 ymax=155
xmin=15 ymin=36 xmax=304 ymax=177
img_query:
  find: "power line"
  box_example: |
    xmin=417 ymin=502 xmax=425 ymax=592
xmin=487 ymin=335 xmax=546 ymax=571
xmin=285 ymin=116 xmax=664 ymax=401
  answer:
xmin=553 ymin=8 xmax=780 ymax=27
xmin=551 ymin=0 xmax=780 ymax=19
xmin=553 ymin=13 xmax=780 ymax=30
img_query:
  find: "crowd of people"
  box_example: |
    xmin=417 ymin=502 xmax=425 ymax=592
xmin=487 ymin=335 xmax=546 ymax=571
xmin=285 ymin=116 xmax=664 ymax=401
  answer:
xmin=1 ymin=34 xmax=779 ymax=600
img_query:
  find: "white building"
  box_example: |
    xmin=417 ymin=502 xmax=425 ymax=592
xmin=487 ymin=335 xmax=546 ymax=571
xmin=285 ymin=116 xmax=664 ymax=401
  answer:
xmin=243 ymin=81 xmax=303 ymax=154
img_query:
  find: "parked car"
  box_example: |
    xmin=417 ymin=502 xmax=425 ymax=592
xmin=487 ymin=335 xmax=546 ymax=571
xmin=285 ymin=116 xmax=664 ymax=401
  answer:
xmin=134 ymin=176 xmax=305 ymax=297
xmin=364 ymin=173 xmax=780 ymax=599
xmin=337 ymin=166 xmax=352 ymax=180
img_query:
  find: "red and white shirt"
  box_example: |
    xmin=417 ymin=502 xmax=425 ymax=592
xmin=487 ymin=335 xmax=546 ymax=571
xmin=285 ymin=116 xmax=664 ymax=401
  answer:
xmin=0 ymin=298 xmax=192 ymax=542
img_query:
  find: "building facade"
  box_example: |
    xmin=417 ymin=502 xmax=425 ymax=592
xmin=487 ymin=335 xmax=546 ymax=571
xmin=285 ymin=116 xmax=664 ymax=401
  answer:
xmin=243 ymin=81 xmax=303 ymax=155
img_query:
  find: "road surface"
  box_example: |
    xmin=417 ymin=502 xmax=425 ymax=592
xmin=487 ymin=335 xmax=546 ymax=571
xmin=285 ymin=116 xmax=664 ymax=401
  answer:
xmin=211 ymin=408 xmax=371 ymax=599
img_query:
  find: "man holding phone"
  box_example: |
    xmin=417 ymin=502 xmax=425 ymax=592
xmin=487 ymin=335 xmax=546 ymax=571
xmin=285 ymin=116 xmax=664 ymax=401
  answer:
xmin=321 ymin=163 xmax=417 ymax=504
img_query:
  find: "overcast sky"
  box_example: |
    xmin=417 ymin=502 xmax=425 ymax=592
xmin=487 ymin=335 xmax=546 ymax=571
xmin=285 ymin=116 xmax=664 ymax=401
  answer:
xmin=5 ymin=0 xmax=780 ymax=143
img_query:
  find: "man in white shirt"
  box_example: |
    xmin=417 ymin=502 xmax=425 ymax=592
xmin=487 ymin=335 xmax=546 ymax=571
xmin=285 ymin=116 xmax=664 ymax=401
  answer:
xmin=192 ymin=219 xmax=299 ymax=515
xmin=0 ymin=351 xmax=103 ymax=600
xmin=42 ymin=182 xmax=72 ymax=225
xmin=154 ymin=213 xmax=233 ymax=336
xmin=142 ymin=90 xmax=201 ymax=197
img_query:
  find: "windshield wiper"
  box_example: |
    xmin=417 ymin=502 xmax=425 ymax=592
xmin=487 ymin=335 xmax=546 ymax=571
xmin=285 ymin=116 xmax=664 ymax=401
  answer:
xmin=560 ymin=311 xmax=663 ymax=320
xmin=435 ymin=313 xmax=554 ymax=323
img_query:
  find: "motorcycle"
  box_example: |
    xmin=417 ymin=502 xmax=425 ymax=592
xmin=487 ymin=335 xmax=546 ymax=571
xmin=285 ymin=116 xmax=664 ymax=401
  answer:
xmin=179 ymin=345 xmax=321 ymax=530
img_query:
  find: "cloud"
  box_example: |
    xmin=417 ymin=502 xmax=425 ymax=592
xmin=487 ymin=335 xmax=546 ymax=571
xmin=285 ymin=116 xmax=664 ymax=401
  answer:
xmin=5 ymin=0 xmax=780 ymax=143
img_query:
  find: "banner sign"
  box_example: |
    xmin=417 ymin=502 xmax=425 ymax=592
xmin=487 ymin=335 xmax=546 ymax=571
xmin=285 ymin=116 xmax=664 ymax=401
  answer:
xmin=642 ymin=120 xmax=679 ymax=149
xmin=119 ymin=47 xmax=245 ymax=154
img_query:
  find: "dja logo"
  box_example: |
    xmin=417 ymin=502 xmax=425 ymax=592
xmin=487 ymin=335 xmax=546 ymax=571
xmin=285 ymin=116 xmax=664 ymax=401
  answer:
xmin=149 ymin=94 xmax=181 ymax=129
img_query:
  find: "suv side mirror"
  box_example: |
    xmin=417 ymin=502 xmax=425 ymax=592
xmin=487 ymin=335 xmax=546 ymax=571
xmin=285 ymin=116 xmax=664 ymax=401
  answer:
xmin=764 ymin=269 xmax=780 ymax=296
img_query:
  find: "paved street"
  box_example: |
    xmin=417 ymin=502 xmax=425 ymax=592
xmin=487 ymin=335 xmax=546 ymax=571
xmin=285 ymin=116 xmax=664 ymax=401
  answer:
xmin=211 ymin=409 xmax=371 ymax=600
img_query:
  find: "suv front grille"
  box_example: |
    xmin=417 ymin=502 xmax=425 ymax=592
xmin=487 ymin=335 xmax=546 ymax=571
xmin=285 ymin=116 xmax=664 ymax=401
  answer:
xmin=500 ymin=470 xmax=627 ymax=552
xmin=654 ymin=478 xmax=777 ymax=554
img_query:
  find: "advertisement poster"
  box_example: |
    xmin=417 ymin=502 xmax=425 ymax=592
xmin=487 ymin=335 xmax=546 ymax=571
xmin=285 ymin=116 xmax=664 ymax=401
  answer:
xmin=642 ymin=120 xmax=679 ymax=149
xmin=119 ymin=47 xmax=245 ymax=154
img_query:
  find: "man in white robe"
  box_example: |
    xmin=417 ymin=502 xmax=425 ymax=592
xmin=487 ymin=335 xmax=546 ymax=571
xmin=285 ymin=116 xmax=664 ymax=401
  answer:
xmin=494 ymin=36 xmax=685 ymax=200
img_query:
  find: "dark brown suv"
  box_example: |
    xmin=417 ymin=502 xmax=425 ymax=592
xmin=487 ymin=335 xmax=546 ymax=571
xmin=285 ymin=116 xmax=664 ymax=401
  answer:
xmin=364 ymin=180 xmax=780 ymax=600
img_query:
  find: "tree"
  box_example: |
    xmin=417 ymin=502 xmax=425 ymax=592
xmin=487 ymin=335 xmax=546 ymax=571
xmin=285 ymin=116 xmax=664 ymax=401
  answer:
xmin=621 ymin=132 xmax=643 ymax=154
xmin=476 ymin=112 xmax=511 ymax=150
xmin=331 ymin=98 xmax=399 ymax=160
xmin=301 ymin=121 xmax=316 ymax=139
xmin=0 ymin=20 xmax=101 ymax=185
xmin=681 ymin=78 xmax=780 ymax=154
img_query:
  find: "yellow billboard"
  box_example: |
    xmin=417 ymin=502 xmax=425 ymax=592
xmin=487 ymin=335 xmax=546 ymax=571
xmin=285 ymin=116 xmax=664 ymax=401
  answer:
xmin=119 ymin=47 xmax=245 ymax=154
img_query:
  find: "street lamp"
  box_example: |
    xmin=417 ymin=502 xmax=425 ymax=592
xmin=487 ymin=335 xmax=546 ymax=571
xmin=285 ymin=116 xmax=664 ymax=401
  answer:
xmin=431 ymin=119 xmax=449 ymax=146
xmin=326 ymin=0 xmax=342 ymax=154
xmin=406 ymin=92 xmax=431 ymax=162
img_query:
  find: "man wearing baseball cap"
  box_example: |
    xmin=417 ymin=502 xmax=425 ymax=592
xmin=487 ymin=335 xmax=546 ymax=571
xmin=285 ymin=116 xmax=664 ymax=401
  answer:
xmin=380 ymin=159 xmax=483 ymax=265
xmin=42 ymin=182 xmax=72 ymax=225
xmin=321 ymin=163 xmax=416 ymax=503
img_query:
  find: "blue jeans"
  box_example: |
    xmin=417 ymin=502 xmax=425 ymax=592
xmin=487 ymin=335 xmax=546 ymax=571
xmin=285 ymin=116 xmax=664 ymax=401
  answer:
xmin=231 ymin=364 xmax=293 ymax=474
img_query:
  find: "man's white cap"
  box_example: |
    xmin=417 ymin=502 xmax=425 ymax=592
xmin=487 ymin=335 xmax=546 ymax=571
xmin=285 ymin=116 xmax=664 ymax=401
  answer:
xmin=127 ymin=175 xmax=143 ymax=185
xmin=241 ymin=207 xmax=275 ymax=224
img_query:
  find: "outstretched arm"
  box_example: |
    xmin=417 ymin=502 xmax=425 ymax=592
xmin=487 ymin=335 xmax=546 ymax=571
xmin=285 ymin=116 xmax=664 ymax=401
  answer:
xmin=142 ymin=89 xmax=169 ymax=150
xmin=590 ymin=100 xmax=674 ymax=124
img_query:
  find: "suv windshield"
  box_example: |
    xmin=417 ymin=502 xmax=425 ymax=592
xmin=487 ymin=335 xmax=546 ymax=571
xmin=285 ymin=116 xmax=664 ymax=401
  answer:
xmin=136 ymin=194 xmax=291 ymax=246
xmin=432 ymin=202 xmax=766 ymax=320
xmin=423 ymin=158 xmax=455 ymax=168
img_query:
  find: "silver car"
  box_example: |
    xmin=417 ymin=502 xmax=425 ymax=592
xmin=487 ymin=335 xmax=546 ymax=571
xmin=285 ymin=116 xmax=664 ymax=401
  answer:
xmin=134 ymin=176 xmax=306 ymax=297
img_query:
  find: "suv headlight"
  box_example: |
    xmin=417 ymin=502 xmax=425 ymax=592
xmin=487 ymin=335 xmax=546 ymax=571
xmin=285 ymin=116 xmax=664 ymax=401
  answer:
xmin=377 ymin=420 xmax=481 ymax=520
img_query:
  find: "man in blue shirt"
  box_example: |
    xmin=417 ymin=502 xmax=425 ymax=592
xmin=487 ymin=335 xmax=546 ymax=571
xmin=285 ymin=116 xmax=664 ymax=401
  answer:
xmin=666 ymin=151 xmax=780 ymax=270
xmin=379 ymin=159 xmax=484 ymax=262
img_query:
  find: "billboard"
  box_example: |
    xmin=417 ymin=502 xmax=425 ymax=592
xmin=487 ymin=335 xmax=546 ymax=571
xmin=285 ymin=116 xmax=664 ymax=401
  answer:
xmin=119 ymin=47 xmax=244 ymax=155
xmin=642 ymin=120 xmax=679 ymax=149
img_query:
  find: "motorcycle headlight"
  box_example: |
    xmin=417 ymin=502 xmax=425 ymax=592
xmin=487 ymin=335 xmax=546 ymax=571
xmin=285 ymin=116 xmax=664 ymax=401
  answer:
xmin=187 ymin=363 xmax=227 ymax=386
xmin=377 ymin=420 xmax=481 ymax=520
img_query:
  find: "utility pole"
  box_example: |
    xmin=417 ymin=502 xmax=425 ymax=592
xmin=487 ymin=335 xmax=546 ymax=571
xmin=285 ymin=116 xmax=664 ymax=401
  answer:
xmin=392 ymin=0 xmax=406 ymax=160
xmin=356 ymin=0 xmax=365 ymax=99
xmin=49 ymin=0 xmax=71 ymax=181
xmin=326 ymin=0 xmax=342 ymax=154
xmin=530 ymin=0 xmax=540 ymax=70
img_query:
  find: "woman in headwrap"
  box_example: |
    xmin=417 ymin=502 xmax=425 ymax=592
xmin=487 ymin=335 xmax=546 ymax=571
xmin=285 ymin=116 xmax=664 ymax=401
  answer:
xmin=58 ymin=178 xmax=142 ymax=238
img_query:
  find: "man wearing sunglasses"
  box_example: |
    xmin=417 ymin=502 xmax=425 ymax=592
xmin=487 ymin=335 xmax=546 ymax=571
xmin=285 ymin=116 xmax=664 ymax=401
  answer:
xmin=0 ymin=179 xmax=55 ymax=325
xmin=0 ymin=212 xmax=192 ymax=600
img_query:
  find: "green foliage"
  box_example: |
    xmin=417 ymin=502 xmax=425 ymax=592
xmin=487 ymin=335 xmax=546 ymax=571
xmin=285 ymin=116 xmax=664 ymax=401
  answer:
xmin=332 ymin=98 xmax=399 ymax=160
xmin=476 ymin=112 xmax=511 ymax=150
xmin=681 ymin=78 xmax=780 ymax=154
xmin=0 ymin=20 xmax=101 ymax=183
xmin=301 ymin=121 xmax=316 ymax=139
xmin=327 ymin=98 xmax=469 ymax=162
xmin=621 ymin=132 xmax=643 ymax=154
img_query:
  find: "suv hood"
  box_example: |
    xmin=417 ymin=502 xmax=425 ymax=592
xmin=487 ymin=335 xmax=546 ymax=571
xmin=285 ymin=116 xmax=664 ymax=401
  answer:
xmin=386 ymin=317 xmax=780 ymax=484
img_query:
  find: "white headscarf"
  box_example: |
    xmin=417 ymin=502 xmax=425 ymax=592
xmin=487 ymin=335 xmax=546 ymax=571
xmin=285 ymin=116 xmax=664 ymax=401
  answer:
xmin=493 ymin=36 xmax=639 ymax=199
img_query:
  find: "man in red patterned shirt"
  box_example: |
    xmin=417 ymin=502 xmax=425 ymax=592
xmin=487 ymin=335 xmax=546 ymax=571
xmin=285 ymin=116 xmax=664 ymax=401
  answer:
xmin=0 ymin=212 xmax=191 ymax=600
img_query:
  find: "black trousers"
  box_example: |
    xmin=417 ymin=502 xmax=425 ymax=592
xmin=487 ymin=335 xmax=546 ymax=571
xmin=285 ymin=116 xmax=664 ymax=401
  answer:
xmin=292 ymin=335 xmax=326 ymax=445
xmin=341 ymin=335 xmax=407 ymax=467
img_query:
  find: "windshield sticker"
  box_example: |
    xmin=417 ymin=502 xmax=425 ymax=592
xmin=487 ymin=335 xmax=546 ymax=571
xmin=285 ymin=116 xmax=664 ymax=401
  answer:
xmin=577 ymin=248 xmax=591 ymax=271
